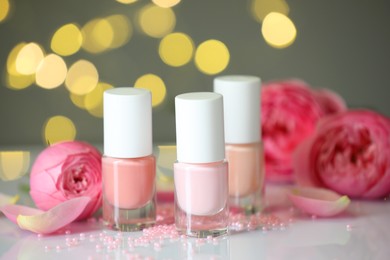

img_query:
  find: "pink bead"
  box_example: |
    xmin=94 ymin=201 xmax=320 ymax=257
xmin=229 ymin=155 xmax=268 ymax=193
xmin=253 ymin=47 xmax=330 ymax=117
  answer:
xmin=346 ymin=224 xmax=353 ymax=231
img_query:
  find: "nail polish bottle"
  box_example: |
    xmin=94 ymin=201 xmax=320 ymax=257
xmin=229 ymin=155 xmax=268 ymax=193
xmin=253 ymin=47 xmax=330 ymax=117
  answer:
xmin=174 ymin=92 xmax=229 ymax=238
xmin=102 ymin=87 xmax=156 ymax=231
xmin=214 ymin=75 xmax=265 ymax=214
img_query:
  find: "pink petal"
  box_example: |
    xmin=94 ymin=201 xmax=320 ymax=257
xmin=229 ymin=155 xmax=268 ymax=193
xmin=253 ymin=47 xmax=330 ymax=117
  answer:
xmin=313 ymin=88 xmax=347 ymax=115
xmin=293 ymin=137 xmax=323 ymax=187
xmin=288 ymin=187 xmax=350 ymax=217
xmin=0 ymin=204 xmax=43 ymax=223
xmin=1 ymin=197 xmax=90 ymax=234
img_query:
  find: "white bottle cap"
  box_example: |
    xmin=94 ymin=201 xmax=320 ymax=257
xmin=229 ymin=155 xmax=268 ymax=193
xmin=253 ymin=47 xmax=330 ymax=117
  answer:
xmin=104 ymin=87 xmax=153 ymax=158
xmin=175 ymin=92 xmax=225 ymax=163
xmin=214 ymin=75 xmax=261 ymax=144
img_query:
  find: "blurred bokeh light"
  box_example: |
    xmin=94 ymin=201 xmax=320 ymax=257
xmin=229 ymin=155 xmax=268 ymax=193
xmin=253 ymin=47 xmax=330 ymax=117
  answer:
xmin=84 ymin=82 xmax=113 ymax=117
xmin=159 ymin=32 xmax=194 ymax=67
xmin=65 ymin=59 xmax=99 ymax=95
xmin=15 ymin=42 xmax=44 ymax=75
xmin=137 ymin=4 xmax=176 ymax=38
xmin=250 ymin=0 xmax=289 ymax=22
xmin=0 ymin=0 xmax=10 ymax=23
xmin=5 ymin=43 xmax=35 ymax=90
xmin=82 ymin=18 xmax=114 ymax=54
xmin=194 ymin=39 xmax=230 ymax=75
xmin=115 ymin=0 xmax=137 ymax=4
xmin=35 ymin=54 xmax=67 ymax=89
xmin=51 ymin=23 xmax=83 ymax=56
xmin=43 ymin=115 xmax=76 ymax=145
xmin=0 ymin=151 xmax=30 ymax=181
xmin=261 ymin=12 xmax=297 ymax=49
xmin=135 ymin=74 xmax=167 ymax=107
xmin=106 ymin=14 xmax=132 ymax=49
xmin=152 ymin=0 xmax=181 ymax=8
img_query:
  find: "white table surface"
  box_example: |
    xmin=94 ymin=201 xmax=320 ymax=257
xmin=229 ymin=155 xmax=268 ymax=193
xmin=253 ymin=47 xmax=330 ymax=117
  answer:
xmin=1 ymin=146 xmax=390 ymax=260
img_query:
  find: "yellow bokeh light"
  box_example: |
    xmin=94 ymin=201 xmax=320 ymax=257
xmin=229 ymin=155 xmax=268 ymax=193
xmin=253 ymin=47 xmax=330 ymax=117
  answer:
xmin=116 ymin=0 xmax=137 ymax=4
xmin=82 ymin=18 xmax=114 ymax=53
xmin=261 ymin=12 xmax=297 ymax=49
xmin=0 ymin=0 xmax=10 ymax=22
xmin=15 ymin=42 xmax=44 ymax=75
xmin=69 ymin=82 xmax=113 ymax=117
xmin=6 ymin=43 xmax=34 ymax=90
xmin=138 ymin=4 xmax=176 ymax=38
xmin=70 ymin=93 xmax=86 ymax=109
xmin=65 ymin=59 xmax=99 ymax=95
xmin=43 ymin=115 xmax=76 ymax=145
xmin=85 ymin=82 xmax=113 ymax=118
xmin=152 ymin=0 xmax=181 ymax=8
xmin=36 ymin=54 xmax=67 ymax=89
xmin=106 ymin=14 xmax=132 ymax=49
xmin=135 ymin=74 xmax=166 ymax=107
xmin=7 ymin=43 xmax=26 ymax=75
xmin=0 ymin=151 xmax=30 ymax=181
xmin=6 ymin=73 xmax=35 ymax=90
xmin=250 ymin=0 xmax=289 ymax=22
xmin=194 ymin=39 xmax=230 ymax=75
xmin=159 ymin=32 xmax=194 ymax=67
xmin=51 ymin=23 xmax=83 ymax=56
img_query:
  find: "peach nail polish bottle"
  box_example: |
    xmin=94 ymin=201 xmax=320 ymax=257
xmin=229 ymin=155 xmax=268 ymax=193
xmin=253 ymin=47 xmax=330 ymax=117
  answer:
xmin=214 ymin=75 xmax=265 ymax=214
xmin=102 ymin=87 xmax=156 ymax=231
xmin=174 ymin=92 xmax=229 ymax=238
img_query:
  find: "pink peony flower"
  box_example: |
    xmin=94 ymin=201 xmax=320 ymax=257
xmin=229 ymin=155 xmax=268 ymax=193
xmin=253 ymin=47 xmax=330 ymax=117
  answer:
xmin=30 ymin=141 xmax=102 ymax=220
xmin=293 ymin=110 xmax=390 ymax=199
xmin=312 ymin=88 xmax=347 ymax=115
xmin=261 ymin=79 xmax=346 ymax=182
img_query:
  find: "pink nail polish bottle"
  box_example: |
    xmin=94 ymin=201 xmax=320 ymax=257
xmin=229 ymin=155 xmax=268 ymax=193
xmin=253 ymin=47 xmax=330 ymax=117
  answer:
xmin=214 ymin=75 xmax=265 ymax=214
xmin=102 ymin=87 xmax=156 ymax=231
xmin=174 ymin=92 xmax=229 ymax=238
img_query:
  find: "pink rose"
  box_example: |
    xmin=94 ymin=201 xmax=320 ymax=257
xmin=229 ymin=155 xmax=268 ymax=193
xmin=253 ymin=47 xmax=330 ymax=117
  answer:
xmin=30 ymin=141 xmax=102 ymax=220
xmin=293 ymin=110 xmax=390 ymax=199
xmin=261 ymin=79 xmax=346 ymax=182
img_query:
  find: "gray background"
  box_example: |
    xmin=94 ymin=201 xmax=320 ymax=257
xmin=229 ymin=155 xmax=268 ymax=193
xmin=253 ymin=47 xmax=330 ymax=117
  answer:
xmin=1 ymin=0 xmax=389 ymax=146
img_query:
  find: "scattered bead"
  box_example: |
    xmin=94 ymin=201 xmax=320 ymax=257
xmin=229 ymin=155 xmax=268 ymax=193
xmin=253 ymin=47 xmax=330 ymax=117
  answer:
xmin=346 ymin=224 xmax=353 ymax=231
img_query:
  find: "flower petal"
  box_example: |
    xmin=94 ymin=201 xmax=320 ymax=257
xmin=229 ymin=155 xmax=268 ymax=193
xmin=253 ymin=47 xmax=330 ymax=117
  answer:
xmin=293 ymin=136 xmax=323 ymax=187
xmin=3 ymin=196 xmax=90 ymax=234
xmin=0 ymin=204 xmax=43 ymax=224
xmin=288 ymin=187 xmax=350 ymax=217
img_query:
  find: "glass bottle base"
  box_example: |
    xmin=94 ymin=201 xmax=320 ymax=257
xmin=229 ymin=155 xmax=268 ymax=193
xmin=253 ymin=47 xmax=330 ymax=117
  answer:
xmin=103 ymin=197 xmax=156 ymax=232
xmin=229 ymin=189 xmax=264 ymax=215
xmin=175 ymin=202 xmax=229 ymax=238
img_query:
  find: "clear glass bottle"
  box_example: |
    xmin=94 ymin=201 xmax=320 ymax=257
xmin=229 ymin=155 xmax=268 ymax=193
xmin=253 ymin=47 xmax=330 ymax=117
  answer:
xmin=174 ymin=92 xmax=229 ymax=237
xmin=102 ymin=87 xmax=156 ymax=231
